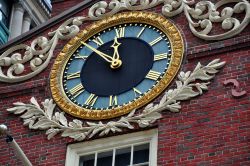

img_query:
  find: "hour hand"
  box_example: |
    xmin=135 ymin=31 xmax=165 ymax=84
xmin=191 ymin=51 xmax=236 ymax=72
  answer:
xmin=81 ymin=41 xmax=113 ymax=63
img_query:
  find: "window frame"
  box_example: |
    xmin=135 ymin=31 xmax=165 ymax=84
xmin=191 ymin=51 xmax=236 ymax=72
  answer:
xmin=66 ymin=129 xmax=158 ymax=166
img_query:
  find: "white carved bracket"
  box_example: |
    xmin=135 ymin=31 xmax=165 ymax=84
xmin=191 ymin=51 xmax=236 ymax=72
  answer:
xmin=0 ymin=0 xmax=248 ymax=83
xmin=7 ymin=59 xmax=225 ymax=141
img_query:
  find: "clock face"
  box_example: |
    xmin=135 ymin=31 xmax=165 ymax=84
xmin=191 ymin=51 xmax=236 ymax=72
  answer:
xmin=63 ymin=23 xmax=170 ymax=110
xmin=50 ymin=12 xmax=184 ymax=120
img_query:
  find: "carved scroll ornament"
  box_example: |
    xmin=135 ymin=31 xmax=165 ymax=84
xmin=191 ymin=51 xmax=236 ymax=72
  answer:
xmin=7 ymin=59 xmax=225 ymax=141
xmin=223 ymin=79 xmax=247 ymax=97
xmin=0 ymin=0 xmax=249 ymax=83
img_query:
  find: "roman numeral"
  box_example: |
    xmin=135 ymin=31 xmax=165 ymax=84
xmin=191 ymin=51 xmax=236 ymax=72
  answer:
xmin=149 ymin=36 xmax=162 ymax=46
xmin=154 ymin=53 xmax=168 ymax=61
xmin=85 ymin=94 xmax=98 ymax=106
xmin=109 ymin=95 xmax=118 ymax=107
xmin=137 ymin=27 xmax=145 ymax=38
xmin=75 ymin=54 xmax=88 ymax=60
xmin=93 ymin=37 xmax=104 ymax=46
xmin=115 ymin=27 xmax=125 ymax=38
xmin=133 ymin=88 xmax=142 ymax=97
xmin=66 ymin=71 xmax=80 ymax=80
xmin=69 ymin=83 xmax=84 ymax=98
xmin=146 ymin=70 xmax=161 ymax=80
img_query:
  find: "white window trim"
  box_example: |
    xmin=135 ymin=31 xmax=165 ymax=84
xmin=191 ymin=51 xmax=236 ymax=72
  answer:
xmin=66 ymin=129 xmax=158 ymax=166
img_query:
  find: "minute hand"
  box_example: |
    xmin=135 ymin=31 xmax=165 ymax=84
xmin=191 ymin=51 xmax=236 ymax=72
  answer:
xmin=81 ymin=41 xmax=113 ymax=63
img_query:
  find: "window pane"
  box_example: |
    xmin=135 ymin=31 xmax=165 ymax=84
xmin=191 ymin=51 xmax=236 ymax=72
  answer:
xmin=79 ymin=154 xmax=95 ymax=166
xmin=132 ymin=164 xmax=148 ymax=166
xmin=0 ymin=0 xmax=10 ymax=26
xmin=133 ymin=144 xmax=149 ymax=164
xmin=97 ymin=150 xmax=113 ymax=166
xmin=0 ymin=12 xmax=2 ymax=22
xmin=0 ymin=0 xmax=9 ymax=14
xmin=115 ymin=147 xmax=131 ymax=166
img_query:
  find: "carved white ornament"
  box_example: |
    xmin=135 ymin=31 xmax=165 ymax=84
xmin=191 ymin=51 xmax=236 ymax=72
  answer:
xmin=7 ymin=59 xmax=225 ymax=141
xmin=0 ymin=0 xmax=248 ymax=83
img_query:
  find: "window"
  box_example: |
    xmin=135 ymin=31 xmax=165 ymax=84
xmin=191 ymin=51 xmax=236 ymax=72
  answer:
xmin=0 ymin=0 xmax=10 ymax=27
xmin=66 ymin=129 xmax=158 ymax=166
xmin=79 ymin=143 xmax=150 ymax=166
xmin=0 ymin=0 xmax=10 ymax=44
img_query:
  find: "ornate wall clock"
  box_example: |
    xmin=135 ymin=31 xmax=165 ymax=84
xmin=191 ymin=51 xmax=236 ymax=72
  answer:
xmin=50 ymin=11 xmax=184 ymax=120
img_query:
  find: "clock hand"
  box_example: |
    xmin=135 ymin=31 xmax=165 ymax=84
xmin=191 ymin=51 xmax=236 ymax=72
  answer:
xmin=110 ymin=37 xmax=122 ymax=69
xmin=111 ymin=37 xmax=121 ymax=60
xmin=81 ymin=41 xmax=113 ymax=63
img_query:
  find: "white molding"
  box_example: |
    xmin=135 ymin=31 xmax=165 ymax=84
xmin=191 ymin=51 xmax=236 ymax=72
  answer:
xmin=9 ymin=2 xmax=25 ymax=39
xmin=22 ymin=13 xmax=32 ymax=33
xmin=21 ymin=0 xmax=49 ymax=24
xmin=65 ymin=129 xmax=158 ymax=166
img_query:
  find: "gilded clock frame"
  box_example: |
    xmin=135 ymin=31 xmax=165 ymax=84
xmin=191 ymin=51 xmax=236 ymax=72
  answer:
xmin=50 ymin=11 xmax=184 ymax=120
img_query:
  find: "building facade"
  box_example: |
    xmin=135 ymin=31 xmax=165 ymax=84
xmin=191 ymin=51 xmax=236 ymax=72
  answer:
xmin=0 ymin=0 xmax=249 ymax=165
xmin=0 ymin=0 xmax=51 ymax=45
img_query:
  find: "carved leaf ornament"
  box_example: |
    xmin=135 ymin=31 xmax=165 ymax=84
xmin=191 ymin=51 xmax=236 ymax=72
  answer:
xmin=7 ymin=59 xmax=225 ymax=141
xmin=0 ymin=0 xmax=248 ymax=83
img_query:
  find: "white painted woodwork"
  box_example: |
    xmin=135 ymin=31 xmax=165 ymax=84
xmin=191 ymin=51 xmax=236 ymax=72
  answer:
xmin=65 ymin=129 xmax=158 ymax=166
xmin=9 ymin=3 xmax=24 ymax=39
xmin=22 ymin=14 xmax=32 ymax=33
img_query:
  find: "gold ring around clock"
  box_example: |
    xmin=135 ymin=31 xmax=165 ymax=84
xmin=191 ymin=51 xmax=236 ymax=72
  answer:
xmin=50 ymin=11 xmax=184 ymax=120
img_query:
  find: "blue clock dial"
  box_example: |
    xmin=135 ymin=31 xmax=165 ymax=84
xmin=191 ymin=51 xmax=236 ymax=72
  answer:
xmin=63 ymin=23 xmax=171 ymax=110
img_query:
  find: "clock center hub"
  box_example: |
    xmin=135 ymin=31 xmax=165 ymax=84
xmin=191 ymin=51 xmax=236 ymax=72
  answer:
xmin=111 ymin=59 xmax=122 ymax=69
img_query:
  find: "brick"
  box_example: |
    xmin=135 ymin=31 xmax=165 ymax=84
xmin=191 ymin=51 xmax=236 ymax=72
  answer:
xmin=0 ymin=1 xmax=250 ymax=165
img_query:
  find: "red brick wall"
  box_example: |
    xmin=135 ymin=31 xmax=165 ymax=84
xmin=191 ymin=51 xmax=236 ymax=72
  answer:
xmin=0 ymin=1 xmax=249 ymax=165
xmin=51 ymin=0 xmax=88 ymax=17
xmin=158 ymin=49 xmax=250 ymax=165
